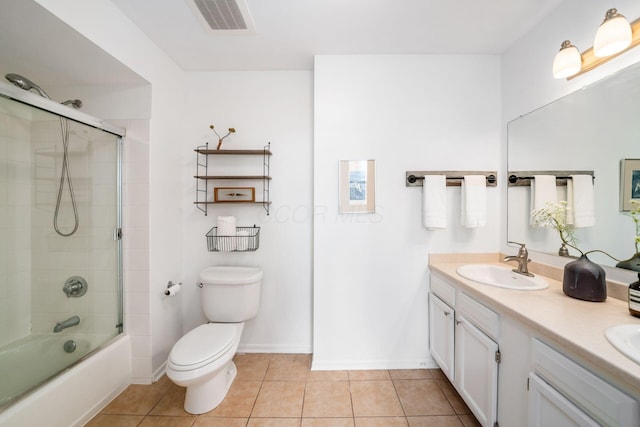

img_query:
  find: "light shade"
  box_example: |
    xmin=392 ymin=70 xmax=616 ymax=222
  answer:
xmin=594 ymin=8 xmax=632 ymax=57
xmin=553 ymin=40 xmax=582 ymax=79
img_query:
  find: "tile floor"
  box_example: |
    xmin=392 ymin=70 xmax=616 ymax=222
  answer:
xmin=86 ymin=354 xmax=481 ymax=427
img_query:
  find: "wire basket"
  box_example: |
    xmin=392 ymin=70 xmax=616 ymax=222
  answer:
xmin=206 ymin=226 xmax=260 ymax=252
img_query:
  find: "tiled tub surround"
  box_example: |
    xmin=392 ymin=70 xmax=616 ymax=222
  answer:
xmin=87 ymin=353 xmax=481 ymax=426
xmin=429 ymin=253 xmax=640 ymax=401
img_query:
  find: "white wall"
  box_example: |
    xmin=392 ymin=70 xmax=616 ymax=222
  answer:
xmin=313 ymin=55 xmax=502 ymax=369
xmin=181 ymin=71 xmax=314 ymax=353
xmin=35 ymin=0 xmax=185 ymax=382
xmin=501 ymin=0 xmax=640 ymax=255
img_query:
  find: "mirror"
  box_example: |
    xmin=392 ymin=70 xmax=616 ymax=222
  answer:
xmin=507 ymin=62 xmax=640 ymax=267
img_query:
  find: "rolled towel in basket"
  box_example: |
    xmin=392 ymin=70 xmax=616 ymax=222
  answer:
xmin=217 ymin=216 xmax=237 ymax=251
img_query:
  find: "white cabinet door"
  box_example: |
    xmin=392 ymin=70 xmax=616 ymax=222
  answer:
xmin=528 ymin=373 xmax=599 ymax=427
xmin=455 ymin=315 xmax=498 ymax=427
xmin=429 ymin=293 xmax=455 ymax=381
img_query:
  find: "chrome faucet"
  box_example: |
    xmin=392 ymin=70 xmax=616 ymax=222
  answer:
xmin=504 ymin=242 xmax=534 ymax=277
xmin=53 ymin=315 xmax=80 ymax=333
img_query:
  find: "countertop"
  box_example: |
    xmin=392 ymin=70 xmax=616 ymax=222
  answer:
xmin=429 ymin=253 xmax=640 ymax=399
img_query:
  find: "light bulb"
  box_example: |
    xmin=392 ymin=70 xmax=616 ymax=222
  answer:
xmin=594 ymin=8 xmax=632 ymax=57
xmin=553 ymin=40 xmax=582 ymax=79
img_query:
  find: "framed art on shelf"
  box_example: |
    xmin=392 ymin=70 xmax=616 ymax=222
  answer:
xmin=620 ymin=159 xmax=640 ymax=211
xmin=214 ymin=187 xmax=255 ymax=203
xmin=339 ymin=159 xmax=376 ymax=213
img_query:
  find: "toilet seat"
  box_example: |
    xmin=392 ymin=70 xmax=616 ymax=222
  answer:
xmin=168 ymin=323 xmax=238 ymax=371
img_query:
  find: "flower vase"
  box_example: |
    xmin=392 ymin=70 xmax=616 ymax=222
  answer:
xmin=629 ymin=273 xmax=640 ymax=318
xmin=616 ymin=253 xmax=640 ymax=272
xmin=563 ymin=254 xmax=607 ymax=302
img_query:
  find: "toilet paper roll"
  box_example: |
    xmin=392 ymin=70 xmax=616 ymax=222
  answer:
xmin=164 ymin=284 xmax=181 ymax=296
xmin=217 ymin=216 xmax=237 ymax=251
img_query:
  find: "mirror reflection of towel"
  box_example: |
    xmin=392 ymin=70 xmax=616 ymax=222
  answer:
xmin=530 ymin=175 xmax=557 ymax=226
xmin=568 ymin=175 xmax=595 ymax=228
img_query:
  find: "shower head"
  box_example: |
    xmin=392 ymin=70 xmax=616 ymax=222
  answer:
xmin=5 ymin=73 xmax=51 ymax=99
xmin=62 ymin=99 xmax=82 ymax=109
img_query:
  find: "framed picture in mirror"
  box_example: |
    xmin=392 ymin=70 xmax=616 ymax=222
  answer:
xmin=620 ymin=159 xmax=640 ymax=211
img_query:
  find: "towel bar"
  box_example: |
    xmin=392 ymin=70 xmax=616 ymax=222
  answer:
xmin=507 ymin=171 xmax=594 ymax=187
xmin=405 ymin=171 xmax=498 ymax=187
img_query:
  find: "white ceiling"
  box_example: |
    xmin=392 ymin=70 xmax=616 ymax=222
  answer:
xmin=0 ymin=0 xmax=566 ymax=90
xmin=110 ymin=0 xmax=566 ymax=71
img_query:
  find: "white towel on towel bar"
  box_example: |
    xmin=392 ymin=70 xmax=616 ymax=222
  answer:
xmin=422 ymin=175 xmax=447 ymax=229
xmin=567 ymin=174 xmax=595 ymax=228
xmin=530 ymin=175 xmax=557 ymax=226
xmin=461 ymin=175 xmax=487 ymax=228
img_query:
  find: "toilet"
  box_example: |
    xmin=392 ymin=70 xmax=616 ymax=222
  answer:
xmin=166 ymin=266 xmax=262 ymax=414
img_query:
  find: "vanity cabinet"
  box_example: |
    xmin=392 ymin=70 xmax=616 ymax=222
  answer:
xmin=429 ymin=294 xmax=454 ymax=381
xmin=528 ymin=339 xmax=639 ymax=427
xmin=429 ymin=255 xmax=640 ymax=427
xmin=455 ymin=313 xmax=498 ymax=427
xmin=429 ymin=275 xmax=499 ymax=427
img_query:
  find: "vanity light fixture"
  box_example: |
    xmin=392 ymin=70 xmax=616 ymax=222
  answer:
xmin=552 ymin=40 xmax=582 ymax=79
xmin=594 ymin=8 xmax=632 ymax=57
xmin=553 ymin=8 xmax=640 ymax=80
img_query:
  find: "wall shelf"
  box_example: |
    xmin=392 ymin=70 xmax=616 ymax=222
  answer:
xmin=194 ymin=142 xmax=272 ymax=215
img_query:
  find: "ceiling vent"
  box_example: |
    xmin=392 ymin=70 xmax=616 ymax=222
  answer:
xmin=188 ymin=0 xmax=255 ymax=33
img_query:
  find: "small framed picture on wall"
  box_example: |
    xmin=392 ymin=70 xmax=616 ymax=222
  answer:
xmin=214 ymin=187 xmax=255 ymax=203
xmin=338 ymin=159 xmax=376 ymax=213
xmin=620 ymin=158 xmax=640 ymax=211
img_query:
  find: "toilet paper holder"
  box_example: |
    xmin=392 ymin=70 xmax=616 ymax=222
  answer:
xmin=164 ymin=281 xmax=182 ymax=296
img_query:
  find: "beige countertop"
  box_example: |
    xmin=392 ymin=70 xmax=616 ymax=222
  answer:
xmin=429 ymin=253 xmax=640 ymax=399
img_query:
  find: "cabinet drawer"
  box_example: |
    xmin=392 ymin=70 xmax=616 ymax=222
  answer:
xmin=430 ymin=274 xmax=455 ymax=307
xmin=457 ymin=293 xmax=499 ymax=340
xmin=531 ymin=339 xmax=640 ymax=427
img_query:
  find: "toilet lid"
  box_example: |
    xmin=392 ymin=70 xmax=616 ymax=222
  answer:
xmin=169 ymin=323 xmax=237 ymax=370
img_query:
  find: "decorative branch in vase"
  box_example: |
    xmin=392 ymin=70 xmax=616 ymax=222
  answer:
xmin=209 ymin=124 xmax=236 ymax=150
xmin=531 ymin=201 xmax=609 ymax=302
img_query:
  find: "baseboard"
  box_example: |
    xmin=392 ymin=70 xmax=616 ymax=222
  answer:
xmin=310 ymin=356 xmax=438 ymax=371
xmin=237 ymin=343 xmax=313 ymax=354
xmin=153 ymin=361 xmax=167 ymax=382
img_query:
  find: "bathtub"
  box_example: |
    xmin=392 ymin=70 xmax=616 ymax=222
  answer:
xmin=0 ymin=333 xmax=130 ymax=427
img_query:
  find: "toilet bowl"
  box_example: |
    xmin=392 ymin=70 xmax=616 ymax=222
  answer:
xmin=165 ymin=266 xmax=262 ymax=414
xmin=166 ymin=323 xmax=243 ymax=414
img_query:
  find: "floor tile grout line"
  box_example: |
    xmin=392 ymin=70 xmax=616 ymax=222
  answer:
xmin=391 ymin=377 xmax=409 ymax=420
xmin=247 ymin=360 xmax=269 ymax=420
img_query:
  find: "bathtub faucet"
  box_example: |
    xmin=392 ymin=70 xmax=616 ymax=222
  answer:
xmin=53 ymin=315 xmax=80 ymax=333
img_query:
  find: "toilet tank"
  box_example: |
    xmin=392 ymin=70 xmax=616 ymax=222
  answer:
xmin=199 ymin=266 xmax=262 ymax=322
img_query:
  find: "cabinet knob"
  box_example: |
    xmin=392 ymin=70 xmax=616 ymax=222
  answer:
xmin=444 ymin=311 xmax=451 ymax=316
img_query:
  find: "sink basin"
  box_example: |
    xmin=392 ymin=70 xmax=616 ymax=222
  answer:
xmin=605 ymin=324 xmax=640 ymax=364
xmin=456 ymin=264 xmax=549 ymax=291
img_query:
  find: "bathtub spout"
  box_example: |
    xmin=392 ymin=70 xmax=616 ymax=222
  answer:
xmin=53 ymin=315 xmax=80 ymax=333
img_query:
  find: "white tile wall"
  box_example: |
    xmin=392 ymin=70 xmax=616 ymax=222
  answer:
xmin=27 ymin=117 xmax=120 ymax=339
xmin=115 ymin=118 xmax=151 ymax=383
